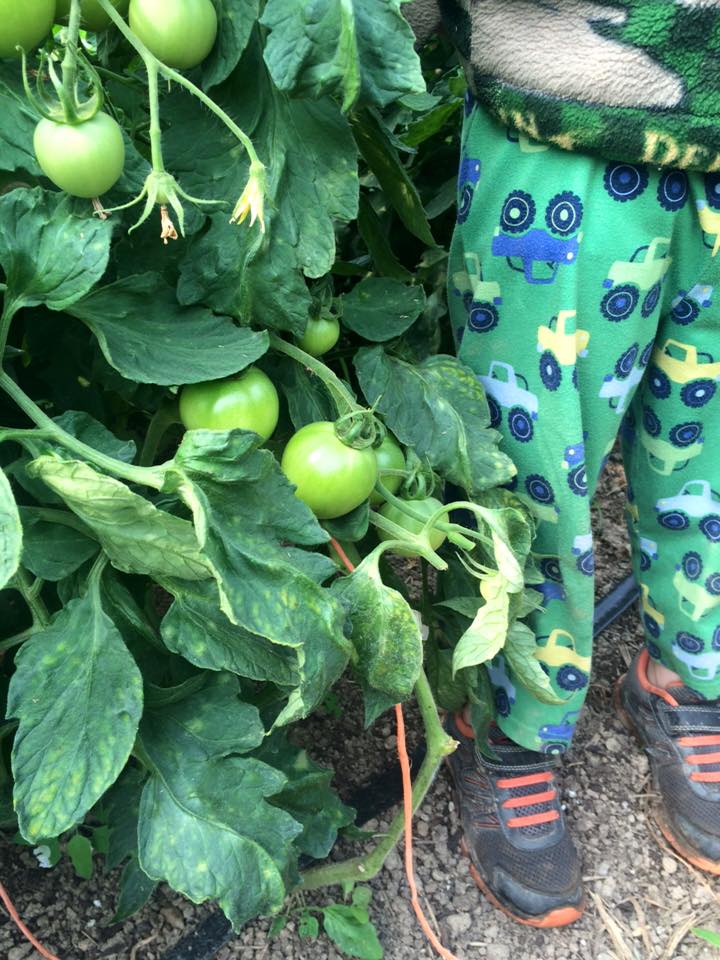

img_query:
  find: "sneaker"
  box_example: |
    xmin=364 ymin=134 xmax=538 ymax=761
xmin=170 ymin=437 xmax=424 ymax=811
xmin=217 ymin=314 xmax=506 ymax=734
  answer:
xmin=616 ymin=648 xmax=720 ymax=874
xmin=445 ymin=713 xmax=584 ymax=926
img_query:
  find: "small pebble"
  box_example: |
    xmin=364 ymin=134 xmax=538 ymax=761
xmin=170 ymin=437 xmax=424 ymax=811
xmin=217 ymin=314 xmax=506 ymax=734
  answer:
xmin=662 ymin=855 xmax=678 ymax=875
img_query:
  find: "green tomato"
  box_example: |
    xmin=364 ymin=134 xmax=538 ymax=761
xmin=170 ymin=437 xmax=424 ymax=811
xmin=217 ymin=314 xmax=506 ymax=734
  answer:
xmin=179 ymin=368 xmax=279 ymax=441
xmin=34 ymin=113 xmax=126 ymax=199
xmin=281 ymin=421 xmax=378 ymax=520
xmin=297 ymin=317 xmax=340 ymax=357
xmin=377 ymin=497 xmax=447 ymax=556
xmin=129 ymin=0 xmax=218 ymax=69
xmin=0 ymin=0 xmax=55 ymax=58
xmin=55 ymin=0 xmax=130 ymax=30
xmin=370 ymin=435 xmax=405 ymax=506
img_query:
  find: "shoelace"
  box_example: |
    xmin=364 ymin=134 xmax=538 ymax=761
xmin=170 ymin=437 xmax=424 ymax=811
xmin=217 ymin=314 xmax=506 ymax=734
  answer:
xmin=677 ymin=734 xmax=720 ymax=783
xmin=496 ymin=771 xmax=560 ymax=828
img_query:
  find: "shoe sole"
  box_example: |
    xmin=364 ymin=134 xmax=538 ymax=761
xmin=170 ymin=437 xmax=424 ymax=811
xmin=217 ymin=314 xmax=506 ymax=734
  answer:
xmin=613 ymin=675 xmax=720 ymax=877
xmin=443 ymin=756 xmax=585 ymax=928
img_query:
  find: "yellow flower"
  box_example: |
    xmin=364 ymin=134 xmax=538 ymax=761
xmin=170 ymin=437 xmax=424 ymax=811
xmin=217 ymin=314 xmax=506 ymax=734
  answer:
xmin=231 ymin=163 xmax=266 ymax=233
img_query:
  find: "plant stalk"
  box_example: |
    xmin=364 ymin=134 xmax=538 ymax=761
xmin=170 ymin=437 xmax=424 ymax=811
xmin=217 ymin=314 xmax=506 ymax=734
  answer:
xmin=12 ymin=568 xmax=50 ymax=629
xmin=298 ymin=670 xmax=456 ymax=892
xmin=60 ymin=0 xmax=84 ymax=117
xmin=269 ymin=334 xmax=361 ymax=417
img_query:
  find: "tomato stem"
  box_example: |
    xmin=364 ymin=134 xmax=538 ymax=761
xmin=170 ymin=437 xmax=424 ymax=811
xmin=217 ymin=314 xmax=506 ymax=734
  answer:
xmin=12 ymin=567 xmax=50 ymax=629
xmin=298 ymin=669 xmax=456 ymax=892
xmin=268 ymin=334 xmax=361 ymax=417
xmin=60 ymin=0 xmax=83 ymax=120
xmin=0 ymin=373 xmax=166 ymax=490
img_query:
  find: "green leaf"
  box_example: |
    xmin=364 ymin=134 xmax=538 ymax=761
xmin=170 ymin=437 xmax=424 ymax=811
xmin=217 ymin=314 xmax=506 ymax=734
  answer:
xmin=106 ymin=767 xmax=147 ymax=870
xmin=342 ymin=278 xmax=425 ymax=342
xmin=166 ymin=430 xmax=350 ymax=724
xmin=299 ymin=912 xmax=320 ymax=939
xmin=0 ymin=468 xmax=21 ymax=590
xmin=353 ymin=110 xmax=434 ymax=247
xmin=201 ymin=0 xmax=259 ymax=88
xmin=452 ymin=573 xmax=510 ymax=676
xmin=20 ymin=509 xmax=98 ymax=581
xmin=426 ymin=643 xmax=469 ymax=712
xmin=261 ymin=0 xmax=424 ymax=110
xmin=322 ymin=904 xmax=383 ymax=960
xmin=66 ymin=274 xmax=269 ymax=385
xmin=27 ymin=457 xmax=211 ymax=582
xmin=137 ymin=675 xmax=301 ymax=929
xmin=114 ymin=857 xmax=157 ymax=922
xmin=0 ymin=64 xmax=42 ymax=175
xmin=323 ymin=501 xmax=369 ymax=542
xmin=253 ymin=731 xmax=355 ymax=859
xmin=272 ymin=356 xmax=335 ymax=429
xmin=160 ymin=579 xmax=301 ymax=687
xmin=7 ymin=583 xmax=143 ymax=841
xmin=331 ymin=553 xmax=422 ymax=701
xmin=66 ymin=833 xmax=94 ymax=881
xmin=357 ymin=193 xmax=412 ymax=280
xmin=355 ymin=348 xmax=515 ymax=494
xmin=693 ymin=928 xmax=720 ymax=948
xmin=502 ymin=622 xmax=566 ymax=705
xmin=53 ymin=411 xmax=137 ymax=464
xmin=0 ymin=188 xmax=112 ymax=318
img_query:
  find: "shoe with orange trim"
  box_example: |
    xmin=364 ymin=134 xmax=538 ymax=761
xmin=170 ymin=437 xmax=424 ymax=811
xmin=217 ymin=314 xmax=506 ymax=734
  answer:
xmin=616 ymin=648 xmax=720 ymax=874
xmin=445 ymin=713 xmax=584 ymax=927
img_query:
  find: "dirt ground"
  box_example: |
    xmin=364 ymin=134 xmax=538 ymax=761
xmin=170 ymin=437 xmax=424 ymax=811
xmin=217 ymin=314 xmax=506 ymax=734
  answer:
xmin=2 ymin=453 xmax=719 ymax=960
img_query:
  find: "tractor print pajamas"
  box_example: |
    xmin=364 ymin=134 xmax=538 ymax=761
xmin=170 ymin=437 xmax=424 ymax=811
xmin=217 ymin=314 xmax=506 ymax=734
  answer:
xmin=449 ymin=103 xmax=720 ymax=754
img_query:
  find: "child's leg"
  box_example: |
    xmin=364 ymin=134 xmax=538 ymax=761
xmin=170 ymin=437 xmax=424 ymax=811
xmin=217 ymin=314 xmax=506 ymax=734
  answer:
xmin=449 ymin=105 xmax=672 ymax=753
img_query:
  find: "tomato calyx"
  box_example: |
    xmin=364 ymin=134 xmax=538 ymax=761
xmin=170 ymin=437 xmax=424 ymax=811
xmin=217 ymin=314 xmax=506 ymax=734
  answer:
xmin=334 ymin=408 xmax=381 ymax=451
xmin=21 ymin=47 xmax=104 ymax=124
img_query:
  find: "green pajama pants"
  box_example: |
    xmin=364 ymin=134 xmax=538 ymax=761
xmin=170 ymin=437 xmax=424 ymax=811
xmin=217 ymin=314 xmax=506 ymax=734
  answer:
xmin=449 ymin=102 xmax=720 ymax=754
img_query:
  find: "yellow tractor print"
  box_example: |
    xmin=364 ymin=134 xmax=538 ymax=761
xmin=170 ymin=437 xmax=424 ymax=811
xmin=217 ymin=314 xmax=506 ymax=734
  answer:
xmin=640 ymin=583 xmax=665 ymax=639
xmin=537 ymin=309 xmax=590 ymax=366
xmin=650 ymin=339 xmax=720 ymax=409
xmin=696 ymin=199 xmax=720 ymax=257
xmin=638 ymin=424 xmax=704 ymax=476
xmin=601 ymin=237 xmax=671 ymax=320
xmin=672 ymin=550 xmax=720 ymax=622
xmin=535 ymin=629 xmax=591 ymax=691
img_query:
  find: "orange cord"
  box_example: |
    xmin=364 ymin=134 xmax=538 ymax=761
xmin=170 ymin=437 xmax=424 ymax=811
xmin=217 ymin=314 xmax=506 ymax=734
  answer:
xmin=329 ymin=536 xmax=458 ymax=960
xmin=0 ymin=880 xmax=61 ymax=960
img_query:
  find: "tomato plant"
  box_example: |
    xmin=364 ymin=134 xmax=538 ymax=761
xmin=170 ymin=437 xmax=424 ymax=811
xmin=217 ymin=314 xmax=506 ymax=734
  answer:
xmin=129 ymin=0 xmax=218 ymax=69
xmin=56 ymin=0 xmax=130 ymax=30
xmin=0 ymin=0 xmax=55 ymax=58
xmin=179 ymin=367 xmax=279 ymax=440
xmin=281 ymin=421 xmax=378 ymax=519
xmin=34 ymin=113 xmax=126 ymax=198
xmin=0 ymin=2 xmax=542 ymax=956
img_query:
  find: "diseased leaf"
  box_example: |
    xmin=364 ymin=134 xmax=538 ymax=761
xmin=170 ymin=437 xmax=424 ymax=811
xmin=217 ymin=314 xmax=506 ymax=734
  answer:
xmin=0 ymin=188 xmax=112 ymax=317
xmin=502 ymin=622 xmax=566 ymax=705
xmin=452 ymin=573 xmax=510 ymax=676
xmin=66 ymin=274 xmax=269 ymax=385
xmin=27 ymin=457 xmax=210 ymax=582
xmin=253 ymin=731 xmax=355 ymax=859
xmin=0 ymin=468 xmax=21 ymax=590
xmin=7 ymin=584 xmax=143 ymax=841
xmin=342 ymin=278 xmax=424 ymax=342
xmin=331 ymin=554 xmax=422 ymax=701
xmin=53 ymin=411 xmax=137 ymax=464
xmin=261 ymin=0 xmax=423 ymax=109
xmin=137 ymin=675 xmax=301 ymax=929
xmin=355 ymin=348 xmax=515 ymax=494
xmin=20 ymin=508 xmax=98 ymax=581
xmin=160 ymin=578 xmax=301 ymax=687
xmin=166 ymin=430 xmax=350 ymax=724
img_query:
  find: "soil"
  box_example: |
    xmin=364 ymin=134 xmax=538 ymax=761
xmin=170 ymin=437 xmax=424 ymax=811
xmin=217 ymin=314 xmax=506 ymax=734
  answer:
xmin=2 ymin=452 xmax=719 ymax=960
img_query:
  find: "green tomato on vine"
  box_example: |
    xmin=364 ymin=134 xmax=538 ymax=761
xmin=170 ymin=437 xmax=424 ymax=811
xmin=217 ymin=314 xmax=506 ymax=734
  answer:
xmin=34 ymin=112 xmax=126 ymax=199
xmin=297 ymin=316 xmax=340 ymax=357
xmin=377 ymin=497 xmax=447 ymax=557
xmin=55 ymin=0 xmax=130 ymax=31
xmin=0 ymin=0 xmax=55 ymax=58
xmin=370 ymin=434 xmax=405 ymax=506
xmin=129 ymin=0 xmax=218 ymax=69
xmin=281 ymin=421 xmax=378 ymax=520
xmin=179 ymin=367 xmax=280 ymax=441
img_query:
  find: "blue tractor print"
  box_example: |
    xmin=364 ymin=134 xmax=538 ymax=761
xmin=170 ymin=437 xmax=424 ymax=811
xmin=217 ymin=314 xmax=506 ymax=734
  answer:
xmin=604 ymin=163 xmax=649 ymax=202
xmin=478 ymin=360 xmax=539 ymax=443
xmin=538 ymin=711 xmax=581 ymax=755
xmin=491 ymin=190 xmax=583 ymax=285
xmin=562 ymin=434 xmax=588 ymax=497
xmin=486 ymin=657 xmax=517 ymax=718
xmin=533 ymin=580 xmax=567 ymax=605
xmin=671 ymin=283 xmax=713 ymax=326
xmin=638 ymin=536 xmax=659 ymax=572
xmin=457 ymin=156 xmax=482 ymax=224
xmin=451 ymin=252 xmax=502 ymax=333
xmin=572 ymin=532 xmax=595 ymax=576
xmin=600 ymin=237 xmax=671 ymax=321
xmin=657 ymin=170 xmax=689 ymax=212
